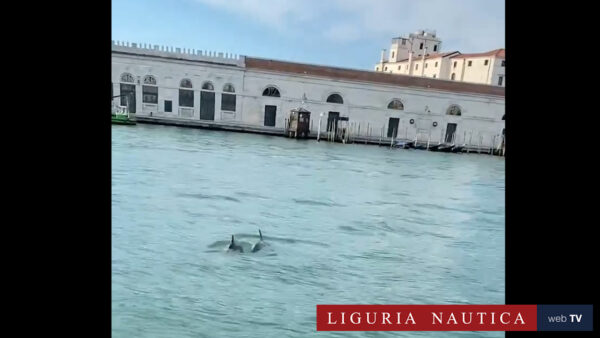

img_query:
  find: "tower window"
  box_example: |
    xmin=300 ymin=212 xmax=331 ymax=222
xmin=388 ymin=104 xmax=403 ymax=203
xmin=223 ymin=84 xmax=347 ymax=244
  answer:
xmin=501 ymin=60 xmax=506 ymax=67
xmin=391 ymin=51 xmax=395 ymax=58
xmin=468 ymin=60 xmax=472 ymax=66
xmin=419 ymin=43 xmax=423 ymax=49
xmin=498 ymin=76 xmax=504 ymax=86
xmin=484 ymin=59 xmax=489 ymax=65
xmin=433 ymin=45 xmax=438 ymax=52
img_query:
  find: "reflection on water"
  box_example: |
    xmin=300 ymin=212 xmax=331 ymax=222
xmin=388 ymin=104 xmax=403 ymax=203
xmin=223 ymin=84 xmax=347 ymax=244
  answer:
xmin=112 ymin=124 xmax=505 ymax=337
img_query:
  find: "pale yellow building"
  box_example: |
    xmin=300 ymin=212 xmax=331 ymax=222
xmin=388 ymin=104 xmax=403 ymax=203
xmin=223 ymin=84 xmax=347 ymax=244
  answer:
xmin=375 ymin=31 xmax=505 ymax=87
xmin=448 ymin=49 xmax=505 ymax=87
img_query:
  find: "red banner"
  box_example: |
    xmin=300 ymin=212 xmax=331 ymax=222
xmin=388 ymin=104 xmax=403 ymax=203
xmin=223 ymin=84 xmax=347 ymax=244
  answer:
xmin=316 ymin=305 xmax=537 ymax=331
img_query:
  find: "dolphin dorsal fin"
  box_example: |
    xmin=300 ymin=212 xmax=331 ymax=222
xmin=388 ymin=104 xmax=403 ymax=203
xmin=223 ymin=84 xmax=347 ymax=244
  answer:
xmin=259 ymin=229 xmax=263 ymax=241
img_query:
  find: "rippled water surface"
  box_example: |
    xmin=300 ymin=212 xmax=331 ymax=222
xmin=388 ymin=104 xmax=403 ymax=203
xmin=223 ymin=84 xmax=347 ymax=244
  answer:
xmin=112 ymin=124 xmax=505 ymax=337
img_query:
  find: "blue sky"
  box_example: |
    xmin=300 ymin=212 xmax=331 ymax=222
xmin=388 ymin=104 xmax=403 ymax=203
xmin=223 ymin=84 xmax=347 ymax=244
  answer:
xmin=112 ymin=0 xmax=504 ymax=70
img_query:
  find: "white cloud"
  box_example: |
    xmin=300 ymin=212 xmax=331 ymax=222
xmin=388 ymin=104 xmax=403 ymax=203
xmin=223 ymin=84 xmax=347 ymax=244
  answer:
xmin=193 ymin=0 xmax=504 ymax=52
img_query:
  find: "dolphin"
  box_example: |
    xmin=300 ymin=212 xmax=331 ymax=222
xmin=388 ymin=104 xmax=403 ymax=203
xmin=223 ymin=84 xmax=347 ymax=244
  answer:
xmin=251 ymin=229 xmax=265 ymax=253
xmin=228 ymin=235 xmax=244 ymax=253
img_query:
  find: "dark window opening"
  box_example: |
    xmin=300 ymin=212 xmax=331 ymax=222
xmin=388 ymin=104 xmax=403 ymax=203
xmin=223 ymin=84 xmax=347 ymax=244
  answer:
xmin=387 ymin=99 xmax=404 ymax=110
xmin=433 ymin=45 xmax=438 ymax=52
xmin=179 ymin=89 xmax=194 ymax=107
xmin=202 ymin=82 xmax=214 ymax=90
xmin=326 ymin=94 xmax=343 ymax=104
xmin=143 ymin=75 xmax=157 ymax=85
xmin=142 ymin=85 xmax=158 ymax=104
xmin=468 ymin=60 xmax=472 ymax=66
xmin=501 ymin=60 xmax=506 ymax=67
xmin=446 ymin=105 xmax=461 ymax=116
xmin=263 ymin=87 xmax=280 ymax=97
xmin=498 ymin=76 xmax=504 ymax=86
xmin=221 ymin=93 xmax=236 ymax=111
xmin=419 ymin=43 xmax=423 ymax=49
xmin=484 ymin=59 xmax=489 ymax=66
xmin=453 ymin=61 xmax=457 ymax=68
xmin=451 ymin=73 xmax=456 ymax=80
xmin=164 ymin=100 xmax=172 ymax=112
xmin=180 ymin=79 xmax=193 ymax=88
xmin=121 ymin=73 xmax=134 ymax=83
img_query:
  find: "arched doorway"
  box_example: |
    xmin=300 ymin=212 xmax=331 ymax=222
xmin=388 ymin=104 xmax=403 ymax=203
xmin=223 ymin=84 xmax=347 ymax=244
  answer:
xmin=120 ymin=73 xmax=136 ymax=114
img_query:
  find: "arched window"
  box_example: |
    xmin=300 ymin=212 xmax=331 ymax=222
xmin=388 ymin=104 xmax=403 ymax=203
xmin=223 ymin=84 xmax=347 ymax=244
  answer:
xmin=143 ymin=75 xmax=157 ymax=85
xmin=179 ymin=78 xmax=194 ymax=108
xmin=202 ymin=82 xmax=214 ymax=91
xmin=142 ymin=75 xmax=158 ymax=104
xmin=180 ymin=79 xmax=193 ymax=88
xmin=221 ymin=84 xmax=236 ymax=111
xmin=451 ymin=73 xmax=456 ymax=80
xmin=262 ymin=86 xmax=280 ymax=97
xmin=120 ymin=73 xmax=134 ymax=83
xmin=446 ymin=105 xmax=462 ymax=116
xmin=387 ymin=99 xmax=404 ymax=110
xmin=326 ymin=93 xmax=343 ymax=104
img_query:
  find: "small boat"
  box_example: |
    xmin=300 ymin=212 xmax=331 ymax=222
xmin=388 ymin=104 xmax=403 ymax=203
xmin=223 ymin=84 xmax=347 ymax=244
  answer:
xmin=431 ymin=143 xmax=454 ymax=152
xmin=392 ymin=140 xmax=414 ymax=149
xmin=112 ymin=95 xmax=136 ymax=125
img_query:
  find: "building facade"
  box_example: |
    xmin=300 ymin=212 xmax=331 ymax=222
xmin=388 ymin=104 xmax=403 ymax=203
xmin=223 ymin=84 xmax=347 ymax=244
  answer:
xmin=112 ymin=41 xmax=505 ymax=149
xmin=375 ymin=30 xmax=505 ymax=87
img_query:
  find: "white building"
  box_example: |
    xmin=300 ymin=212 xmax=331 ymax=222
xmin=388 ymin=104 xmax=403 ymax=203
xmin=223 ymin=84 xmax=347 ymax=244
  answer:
xmin=112 ymin=41 xmax=505 ymax=150
xmin=375 ymin=31 xmax=505 ymax=87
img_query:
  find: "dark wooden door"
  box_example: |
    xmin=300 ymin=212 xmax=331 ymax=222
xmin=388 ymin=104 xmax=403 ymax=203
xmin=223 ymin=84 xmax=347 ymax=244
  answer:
xmin=327 ymin=112 xmax=340 ymax=132
xmin=387 ymin=118 xmax=399 ymax=137
xmin=264 ymin=105 xmax=277 ymax=126
xmin=200 ymin=91 xmax=215 ymax=120
xmin=445 ymin=123 xmax=457 ymax=143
